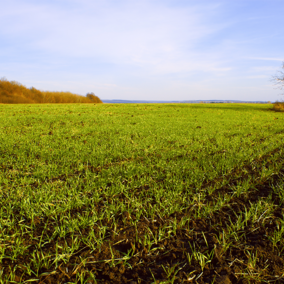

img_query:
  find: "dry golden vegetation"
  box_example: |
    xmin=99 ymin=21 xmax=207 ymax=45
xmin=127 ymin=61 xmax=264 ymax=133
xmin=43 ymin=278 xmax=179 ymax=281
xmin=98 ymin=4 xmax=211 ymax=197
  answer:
xmin=273 ymin=101 xmax=284 ymax=112
xmin=0 ymin=78 xmax=102 ymax=104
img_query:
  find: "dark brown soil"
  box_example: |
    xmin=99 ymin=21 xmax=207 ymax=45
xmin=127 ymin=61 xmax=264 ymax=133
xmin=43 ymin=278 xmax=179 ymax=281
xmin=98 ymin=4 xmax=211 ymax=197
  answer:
xmin=1 ymin=147 xmax=284 ymax=283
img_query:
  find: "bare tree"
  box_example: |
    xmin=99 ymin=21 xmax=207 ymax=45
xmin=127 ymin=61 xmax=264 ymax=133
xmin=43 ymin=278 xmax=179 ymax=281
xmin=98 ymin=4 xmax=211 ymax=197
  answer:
xmin=272 ymin=62 xmax=284 ymax=94
xmin=86 ymin=92 xmax=103 ymax=103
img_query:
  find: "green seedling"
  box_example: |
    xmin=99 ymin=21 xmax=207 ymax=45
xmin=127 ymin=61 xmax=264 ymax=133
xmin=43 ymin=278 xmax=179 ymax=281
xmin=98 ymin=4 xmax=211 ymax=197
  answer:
xmin=0 ymin=103 xmax=284 ymax=282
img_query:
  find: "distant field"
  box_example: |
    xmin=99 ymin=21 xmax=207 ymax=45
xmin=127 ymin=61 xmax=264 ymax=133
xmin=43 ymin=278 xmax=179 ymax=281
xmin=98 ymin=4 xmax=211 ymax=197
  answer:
xmin=0 ymin=103 xmax=284 ymax=283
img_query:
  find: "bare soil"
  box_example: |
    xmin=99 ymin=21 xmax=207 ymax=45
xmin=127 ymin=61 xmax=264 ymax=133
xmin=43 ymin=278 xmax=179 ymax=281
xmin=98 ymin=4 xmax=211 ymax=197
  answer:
xmin=1 ymin=149 xmax=284 ymax=283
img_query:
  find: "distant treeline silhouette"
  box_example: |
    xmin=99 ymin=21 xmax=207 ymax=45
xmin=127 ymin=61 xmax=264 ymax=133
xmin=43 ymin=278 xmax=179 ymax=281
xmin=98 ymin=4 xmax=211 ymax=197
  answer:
xmin=0 ymin=78 xmax=102 ymax=104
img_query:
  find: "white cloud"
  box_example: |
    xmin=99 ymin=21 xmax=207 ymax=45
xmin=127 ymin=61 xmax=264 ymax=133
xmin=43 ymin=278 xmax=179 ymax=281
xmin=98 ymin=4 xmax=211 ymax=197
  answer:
xmin=247 ymin=75 xmax=269 ymax=79
xmin=1 ymin=0 xmax=283 ymax=101
xmin=0 ymin=0 xmax=232 ymax=75
xmin=249 ymin=66 xmax=279 ymax=73
xmin=248 ymin=57 xmax=284 ymax=62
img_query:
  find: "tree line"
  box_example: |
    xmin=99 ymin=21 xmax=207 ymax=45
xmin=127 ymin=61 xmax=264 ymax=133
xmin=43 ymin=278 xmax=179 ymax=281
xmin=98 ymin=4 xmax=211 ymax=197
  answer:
xmin=0 ymin=78 xmax=102 ymax=104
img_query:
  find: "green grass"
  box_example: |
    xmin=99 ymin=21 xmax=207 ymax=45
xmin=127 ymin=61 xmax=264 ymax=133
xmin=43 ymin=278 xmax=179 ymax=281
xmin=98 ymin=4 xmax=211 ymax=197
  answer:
xmin=0 ymin=103 xmax=284 ymax=283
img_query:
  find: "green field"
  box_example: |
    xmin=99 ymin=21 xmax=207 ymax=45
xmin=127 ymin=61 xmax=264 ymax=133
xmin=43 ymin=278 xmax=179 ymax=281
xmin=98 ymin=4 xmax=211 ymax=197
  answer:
xmin=0 ymin=103 xmax=284 ymax=283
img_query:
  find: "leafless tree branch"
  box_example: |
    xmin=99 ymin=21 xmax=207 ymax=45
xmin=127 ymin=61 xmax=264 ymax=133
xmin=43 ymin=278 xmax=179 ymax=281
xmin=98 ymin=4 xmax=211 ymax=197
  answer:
xmin=271 ymin=62 xmax=284 ymax=92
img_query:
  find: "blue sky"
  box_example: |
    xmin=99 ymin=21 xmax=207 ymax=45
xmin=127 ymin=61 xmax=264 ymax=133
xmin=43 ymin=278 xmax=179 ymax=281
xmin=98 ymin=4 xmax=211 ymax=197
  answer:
xmin=1 ymin=0 xmax=283 ymax=101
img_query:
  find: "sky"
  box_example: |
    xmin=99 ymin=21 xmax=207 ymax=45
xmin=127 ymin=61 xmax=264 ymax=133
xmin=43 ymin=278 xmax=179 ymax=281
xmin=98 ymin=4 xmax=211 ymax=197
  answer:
xmin=1 ymin=0 xmax=284 ymax=101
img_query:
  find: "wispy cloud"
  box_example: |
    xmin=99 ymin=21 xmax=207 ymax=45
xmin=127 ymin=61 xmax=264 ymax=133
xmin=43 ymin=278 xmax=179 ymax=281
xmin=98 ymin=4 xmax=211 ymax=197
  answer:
xmin=248 ymin=57 xmax=284 ymax=62
xmin=1 ymin=0 xmax=283 ymax=101
xmin=0 ymin=1 xmax=233 ymax=74
xmin=247 ymin=75 xmax=269 ymax=79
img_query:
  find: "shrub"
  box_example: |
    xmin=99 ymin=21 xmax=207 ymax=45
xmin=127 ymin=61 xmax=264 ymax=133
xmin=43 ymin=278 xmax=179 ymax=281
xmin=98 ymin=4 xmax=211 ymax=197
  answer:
xmin=0 ymin=78 xmax=103 ymax=104
xmin=272 ymin=101 xmax=284 ymax=112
